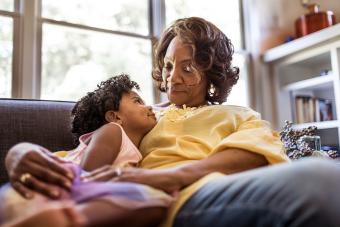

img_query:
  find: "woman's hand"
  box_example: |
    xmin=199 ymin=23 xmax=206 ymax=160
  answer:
xmin=5 ymin=143 xmax=74 ymax=199
xmin=82 ymin=166 xmax=182 ymax=194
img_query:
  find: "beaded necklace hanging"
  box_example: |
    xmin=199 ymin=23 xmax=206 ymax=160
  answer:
xmin=157 ymin=104 xmax=208 ymax=122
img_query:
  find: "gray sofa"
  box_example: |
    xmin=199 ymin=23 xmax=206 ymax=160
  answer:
xmin=0 ymin=99 xmax=76 ymax=185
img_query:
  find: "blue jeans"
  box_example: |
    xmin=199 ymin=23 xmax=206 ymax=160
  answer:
xmin=174 ymin=158 xmax=340 ymax=227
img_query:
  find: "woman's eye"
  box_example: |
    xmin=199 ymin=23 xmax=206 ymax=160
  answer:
xmin=183 ymin=65 xmax=192 ymax=72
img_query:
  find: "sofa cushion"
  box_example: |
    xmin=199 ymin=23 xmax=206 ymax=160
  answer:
xmin=0 ymin=99 xmax=75 ymax=185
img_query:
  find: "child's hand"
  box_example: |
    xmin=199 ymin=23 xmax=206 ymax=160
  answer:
xmin=81 ymin=165 xmax=121 ymax=182
xmin=113 ymin=167 xmax=182 ymax=194
xmin=6 ymin=143 xmax=74 ymax=199
xmin=83 ymin=166 xmax=182 ymax=194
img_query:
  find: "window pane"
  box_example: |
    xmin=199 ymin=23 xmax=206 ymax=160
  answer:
xmin=225 ymin=53 xmax=249 ymax=107
xmin=42 ymin=0 xmax=149 ymax=35
xmin=0 ymin=17 xmax=13 ymax=98
xmin=41 ymin=24 xmax=153 ymax=104
xmin=165 ymin=0 xmax=242 ymax=49
xmin=0 ymin=0 xmax=14 ymax=11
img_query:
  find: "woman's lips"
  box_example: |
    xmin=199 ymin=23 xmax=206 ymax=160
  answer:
xmin=168 ymin=85 xmax=186 ymax=92
xmin=170 ymin=87 xmax=186 ymax=92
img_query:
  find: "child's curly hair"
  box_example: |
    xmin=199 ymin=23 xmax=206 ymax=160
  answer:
xmin=71 ymin=74 xmax=140 ymax=145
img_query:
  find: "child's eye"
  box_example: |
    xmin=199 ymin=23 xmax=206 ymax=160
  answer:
xmin=135 ymin=99 xmax=144 ymax=104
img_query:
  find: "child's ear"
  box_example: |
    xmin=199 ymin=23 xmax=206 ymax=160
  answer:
xmin=105 ymin=111 xmax=122 ymax=125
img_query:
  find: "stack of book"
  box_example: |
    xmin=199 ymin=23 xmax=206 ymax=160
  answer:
xmin=295 ymin=96 xmax=334 ymax=124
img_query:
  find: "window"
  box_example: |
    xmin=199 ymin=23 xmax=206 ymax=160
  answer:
xmin=41 ymin=0 xmax=154 ymax=103
xmin=226 ymin=53 xmax=249 ymax=105
xmin=165 ymin=0 xmax=242 ymax=49
xmin=42 ymin=0 xmax=149 ymax=35
xmin=41 ymin=24 xmax=152 ymax=101
xmin=0 ymin=0 xmax=14 ymax=12
xmin=3 ymin=0 xmax=247 ymax=106
xmin=165 ymin=0 xmax=249 ymax=106
xmin=0 ymin=0 xmax=15 ymax=97
xmin=0 ymin=17 xmax=13 ymax=98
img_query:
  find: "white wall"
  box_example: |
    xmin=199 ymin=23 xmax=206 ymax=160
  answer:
xmin=245 ymin=0 xmax=340 ymax=53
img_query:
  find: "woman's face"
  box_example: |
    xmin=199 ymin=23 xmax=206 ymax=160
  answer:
xmin=162 ymin=36 xmax=208 ymax=107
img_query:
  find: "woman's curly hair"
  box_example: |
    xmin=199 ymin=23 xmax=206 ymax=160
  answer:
xmin=153 ymin=17 xmax=239 ymax=104
xmin=71 ymin=74 xmax=139 ymax=145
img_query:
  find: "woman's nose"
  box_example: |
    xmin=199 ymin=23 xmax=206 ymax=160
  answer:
xmin=168 ymin=67 xmax=182 ymax=84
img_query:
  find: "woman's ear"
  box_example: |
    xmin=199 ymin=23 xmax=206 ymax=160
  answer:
xmin=105 ymin=111 xmax=122 ymax=125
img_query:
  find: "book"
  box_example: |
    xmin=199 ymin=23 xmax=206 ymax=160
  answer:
xmin=295 ymin=96 xmax=304 ymax=123
xmin=294 ymin=96 xmax=334 ymax=123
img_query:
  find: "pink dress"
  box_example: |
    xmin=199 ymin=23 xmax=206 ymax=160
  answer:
xmin=63 ymin=122 xmax=142 ymax=167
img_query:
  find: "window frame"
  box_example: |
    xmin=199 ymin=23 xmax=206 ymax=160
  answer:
xmin=6 ymin=0 xmax=248 ymax=105
xmin=0 ymin=0 xmax=20 ymax=98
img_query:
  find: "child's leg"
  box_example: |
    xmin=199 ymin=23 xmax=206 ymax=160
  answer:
xmin=76 ymin=200 xmax=167 ymax=227
xmin=1 ymin=178 xmax=169 ymax=227
xmin=0 ymin=185 xmax=85 ymax=227
xmin=1 ymin=199 xmax=166 ymax=227
xmin=1 ymin=202 xmax=86 ymax=227
xmin=0 ymin=185 xmax=49 ymax=223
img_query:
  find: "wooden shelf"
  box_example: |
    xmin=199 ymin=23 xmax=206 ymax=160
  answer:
xmin=283 ymin=74 xmax=334 ymax=91
xmin=292 ymin=120 xmax=339 ymax=130
xmin=263 ymin=23 xmax=340 ymax=63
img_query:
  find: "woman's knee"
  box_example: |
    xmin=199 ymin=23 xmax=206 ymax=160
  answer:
xmin=284 ymin=158 xmax=339 ymax=187
xmin=277 ymin=159 xmax=340 ymax=221
xmin=175 ymin=160 xmax=340 ymax=227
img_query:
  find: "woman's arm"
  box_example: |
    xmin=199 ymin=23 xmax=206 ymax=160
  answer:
xmin=174 ymin=148 xmax=268 ymax=188
xmin=80 ymin=123 xmax=122 ymax=171
xmin=83 ymin=148 xmax=267 ymax=194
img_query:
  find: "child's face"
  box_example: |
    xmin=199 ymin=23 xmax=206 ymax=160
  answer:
xmin=116 ymin=90 xmax=157 ymax=135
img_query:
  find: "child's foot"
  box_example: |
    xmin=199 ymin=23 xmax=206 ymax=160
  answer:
xmin=2 ymin=202 xmax=87 ymax=227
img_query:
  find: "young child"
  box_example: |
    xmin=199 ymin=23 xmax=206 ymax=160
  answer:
xmin=0 ymin=74 xmax=173 ymax=227
xmin=65 ymin=73 xmax=157 ymax=171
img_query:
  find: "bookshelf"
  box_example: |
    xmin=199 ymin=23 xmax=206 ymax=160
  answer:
xmin=283 ymin=74 xmax=334 ymax=91
xmin=263 ymin=24 xmax=340 ymax=150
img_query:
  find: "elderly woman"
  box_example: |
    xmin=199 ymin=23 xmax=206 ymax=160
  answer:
xmin=6 ymin=17 xmax=340 ymax=227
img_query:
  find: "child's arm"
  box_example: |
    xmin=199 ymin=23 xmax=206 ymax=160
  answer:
xmin=80 ymin=124 xmax=122 ymax=171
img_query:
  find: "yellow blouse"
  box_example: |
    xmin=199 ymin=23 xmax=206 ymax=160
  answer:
xmin=139 ymin=104 xmax=289 ymax=227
